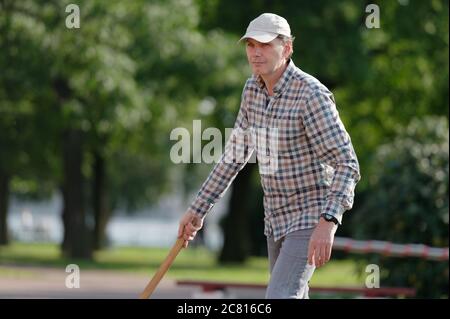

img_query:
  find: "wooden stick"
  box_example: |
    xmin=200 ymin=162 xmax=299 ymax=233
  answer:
xmin=139 ymin=237 xmax=185 ymax=299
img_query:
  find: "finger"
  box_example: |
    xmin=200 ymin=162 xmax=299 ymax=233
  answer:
xmin=187 ymin=225 xmax=199 ymax=237
xmin=315 ymin=243 xmax=323 ymax=267
xmin=192 ymin=223 xmax=202 ymax=231
xmin=193 ymin=217 xmax=203 ymax=229
xmin=321 ymin=243 xmax=329 ymax=266
xmin=183 ymin=240 xmax=189 ymax=248
xmin=178 ymin=215 xmax=190 ymax=237
xmin=188 ymin=233 xmax=196 ymax=241
xmin=325 ymin=243 xmax=332 ymax=262
xmin=314 ymin=253 xmax=320 ymax=268
xmin=191 ymin=218 xmax=203 ymax=231
xmin=185 ymin=229 xmax=197 ymax=240
xmin=187 ymin=222 xmax=198 ymax=234
xmin=319 ymin=243 xmax=327 ymax=267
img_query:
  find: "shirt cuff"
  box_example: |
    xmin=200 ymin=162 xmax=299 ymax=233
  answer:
xmin=322 ymin=200 xmax=346 ymax=225
xmin=189 ymin=197 xmax=214 ymax=219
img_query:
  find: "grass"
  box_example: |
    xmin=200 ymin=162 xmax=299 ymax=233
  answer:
xmin=0 ymin=242 xmax=364 ymax=287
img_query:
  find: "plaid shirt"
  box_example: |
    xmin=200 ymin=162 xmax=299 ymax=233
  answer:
xmin=190 ymin=60 xmax=360 ymax=241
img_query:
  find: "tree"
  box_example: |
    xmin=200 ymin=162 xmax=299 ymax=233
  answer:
xmin=0 ymin=0 xmax=59 ymax=245
xmin=352 ymin=116 xmax=449 ymax=298
xmin=1 ymin=0 xmax=155 ymax=257
xmin=0 ymin=0 xmax=250 ymax=258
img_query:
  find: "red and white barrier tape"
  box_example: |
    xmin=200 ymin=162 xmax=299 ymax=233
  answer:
xmin=334 ymin=237 xmax=449 ymax=261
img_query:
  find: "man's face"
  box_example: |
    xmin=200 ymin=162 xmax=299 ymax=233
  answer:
xmin=245 ymin=38 xmax=289 ymax=77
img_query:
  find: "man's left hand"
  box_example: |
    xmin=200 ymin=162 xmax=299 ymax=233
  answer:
xmin=307 ymin=217 xmax=338 ymax=268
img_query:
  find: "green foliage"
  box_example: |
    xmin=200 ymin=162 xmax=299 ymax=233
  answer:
xmin=0 ymin=0 xmax=247 ymax=209
xmin=344 ymin=0 xmax=449 ymax=183
xmin=352 ymin=116 xmax=449 ymax=298
xmin=107 ymin=150 xmax=170 ymax=212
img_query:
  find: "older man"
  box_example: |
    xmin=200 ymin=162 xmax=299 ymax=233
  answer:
xmin=178 ymin=13 xmax=360 ymax=299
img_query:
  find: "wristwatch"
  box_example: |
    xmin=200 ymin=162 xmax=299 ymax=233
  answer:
xmin=320 ymin=213 xmax=339 ymax=225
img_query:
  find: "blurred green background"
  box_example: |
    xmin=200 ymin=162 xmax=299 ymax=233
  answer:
xmin=0 ymin=0 xmax=448 ymax=298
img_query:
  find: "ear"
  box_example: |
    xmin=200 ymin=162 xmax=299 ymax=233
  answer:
xmin=282 ymin=41 xmax=292 ymax=59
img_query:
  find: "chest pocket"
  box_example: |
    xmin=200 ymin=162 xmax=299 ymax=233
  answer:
xmin=269 ymin=107 xmax=305 ymax=154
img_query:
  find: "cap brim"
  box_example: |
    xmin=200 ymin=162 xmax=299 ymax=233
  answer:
xmin=238 ymin=31 xmax=278 ymax=43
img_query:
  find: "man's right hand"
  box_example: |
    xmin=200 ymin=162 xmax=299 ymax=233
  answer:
xmin=177 ymin=209 xmax=204 ymax=248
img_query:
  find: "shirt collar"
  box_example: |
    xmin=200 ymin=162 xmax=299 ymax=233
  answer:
xmin=253 ymin=59 xmax=296 ymax=97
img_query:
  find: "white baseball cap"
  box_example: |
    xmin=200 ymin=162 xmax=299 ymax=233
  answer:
xmin=239 ymin=13 xmax=292 ymax=43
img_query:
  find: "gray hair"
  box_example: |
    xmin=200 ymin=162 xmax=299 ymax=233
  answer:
xmin=277 ymin=34 xmax=295 ymax=43
xmin=277 ymin=35 xmax=295 ymax=60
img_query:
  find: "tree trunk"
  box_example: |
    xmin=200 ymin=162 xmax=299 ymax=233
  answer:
xmin=61 ymin=129 xmax=92 ymax=259
xmin=0 ymin=171 xmax=10 ymax=245
xmin=218 ymin=162 xmax=256 ymax=263
xmin=93 ymin=150 xmax=110 ymax=250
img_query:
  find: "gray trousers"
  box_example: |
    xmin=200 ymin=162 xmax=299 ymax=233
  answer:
xmin=265 ymin=227 xmax=316 ymax=299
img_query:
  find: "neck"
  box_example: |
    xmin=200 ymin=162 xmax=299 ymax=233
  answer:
xmin=261 ymin=60 xmax=289 ymax=96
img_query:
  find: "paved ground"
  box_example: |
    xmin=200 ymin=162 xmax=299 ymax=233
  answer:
xmin=0 ymin=265 xmax=265 ymax=299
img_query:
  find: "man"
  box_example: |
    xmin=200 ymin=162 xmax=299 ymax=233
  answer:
xmin=178 ymin=13 xmax=360 ymax=299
